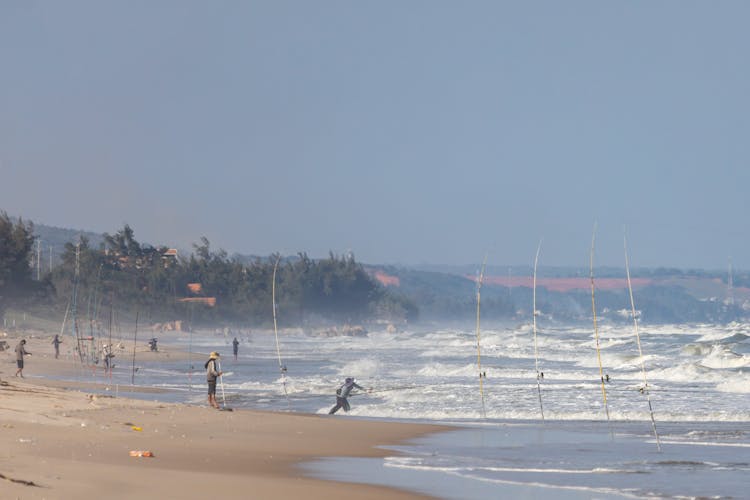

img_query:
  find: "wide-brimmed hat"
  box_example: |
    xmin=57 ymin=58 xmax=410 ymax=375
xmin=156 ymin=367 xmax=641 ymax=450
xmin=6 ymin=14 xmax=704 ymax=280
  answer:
xmin=209 ymin=351 xmax=220 ymax=359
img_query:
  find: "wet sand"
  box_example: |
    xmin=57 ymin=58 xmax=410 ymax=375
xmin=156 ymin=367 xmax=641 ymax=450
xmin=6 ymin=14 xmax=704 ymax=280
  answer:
xmin=0 ymin=332 xmax=449 ymax=499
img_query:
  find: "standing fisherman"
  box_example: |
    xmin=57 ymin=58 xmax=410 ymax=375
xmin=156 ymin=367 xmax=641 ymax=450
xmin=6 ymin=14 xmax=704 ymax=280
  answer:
xmin=102 ymin=343 xmax=115 ymax=371
xmin=15 ymin=339 xmax=31 ymax=378
xmin=328 ymin=377 xmax=370 ymax=414
xmin=232 ymin=337 xmax=239 ymax=361
xmin=52 ymin=334 xmax=62 ymax=359
xmin=204 ymin=352 xmax=223 ymax=409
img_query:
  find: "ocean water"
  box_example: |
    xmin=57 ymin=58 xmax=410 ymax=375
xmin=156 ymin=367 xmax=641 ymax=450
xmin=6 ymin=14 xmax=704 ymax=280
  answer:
xmin=66 ymin=321 xmax=750 ymax=498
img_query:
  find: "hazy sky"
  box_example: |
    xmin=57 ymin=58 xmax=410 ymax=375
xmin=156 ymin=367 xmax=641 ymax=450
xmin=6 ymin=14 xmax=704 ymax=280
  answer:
xmin=2 ymin=1 xmax=748 ymax=269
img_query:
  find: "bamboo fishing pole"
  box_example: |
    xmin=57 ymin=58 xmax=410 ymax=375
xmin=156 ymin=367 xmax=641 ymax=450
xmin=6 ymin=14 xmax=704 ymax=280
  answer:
xmin=72 ymin=242 xmax=85 ymax=365
xmin=590 ymin=224 xmax=611 ymax=423
xmin=107 ymin=299 xmax=113 ymax=381
xmin=624 ymin=233 xmax=662 ymax=451
xmin=475 ymin=255 xmax=488 ymax=418
xmin=532 ymin=240 xmax=545 ymax=421
xmin=88 ymin=264 xmax=102 ymax=364
xmin=188 ymin=303 xmax=194 ymax=394
xmin=59 ymin=297 xmax=70 ymax=359
xmin=131 ymin=310 xmax=139 ymax=386
xmin=272 ymin=255 xmax=290 ymax=408
xmin=217 ymin=358 xmax=228 ymax=410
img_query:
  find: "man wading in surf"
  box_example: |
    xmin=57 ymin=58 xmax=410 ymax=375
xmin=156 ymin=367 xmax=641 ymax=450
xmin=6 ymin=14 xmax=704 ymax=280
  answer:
xmin=328 ymin=377 xmax=370 ymax=414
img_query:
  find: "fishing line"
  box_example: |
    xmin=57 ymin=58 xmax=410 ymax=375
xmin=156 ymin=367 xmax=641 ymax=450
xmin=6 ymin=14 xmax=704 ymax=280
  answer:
xmin=532 ymin=240 xmax=545 ymax=421
xmin=475 ymin=254 xmax=488 ymax=419
xmin=58 ymin=296 xmax=71 ymax=359
xmin=90 ymin=264 xmax=103 ymax=367
xmin=188 ymin=303 xmax=194 ymax=394
xmin=131 ymin=310 xmax=139 ymax=386
xmin=590 ymin=223 xmax=612 ymax=427
xmin=349 ymin=384 xmax=424 ymax=396
xmin=241 ymin=384 xmax=438 ymax=403
xmin=107 ymin=299 xmax=113 ymax=383
xmin=272 ymin=255 xmax=290 ymax=409
xmin=624 ymin=232 xmax=662 ymax=451
xmin=71 ymin=242 xmax=85 ymax=365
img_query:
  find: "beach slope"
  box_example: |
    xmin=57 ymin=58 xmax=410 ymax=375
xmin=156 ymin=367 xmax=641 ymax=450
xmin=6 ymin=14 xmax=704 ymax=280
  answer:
xmin=0 ymin=377 xmax=446 ymax=499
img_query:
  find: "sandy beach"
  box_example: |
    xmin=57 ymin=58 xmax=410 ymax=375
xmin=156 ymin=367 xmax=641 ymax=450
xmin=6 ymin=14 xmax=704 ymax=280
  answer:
xmin=0 ymin=332 xmax=449 ymax=499
xmin=5 ymin=324 xmax=748 ymax=500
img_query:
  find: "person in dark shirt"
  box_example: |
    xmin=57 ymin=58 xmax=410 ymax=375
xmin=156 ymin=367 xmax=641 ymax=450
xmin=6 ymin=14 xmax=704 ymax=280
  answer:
xmin=232 ymin=337 xmax=239 ymax=360
xmin=52 ymin=334 xmax=62 ymax=359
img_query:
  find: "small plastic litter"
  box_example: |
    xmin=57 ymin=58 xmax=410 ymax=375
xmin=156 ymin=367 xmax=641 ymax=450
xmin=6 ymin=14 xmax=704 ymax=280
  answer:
xmin=131 ymin=426 xmax=143 ymax=431
xmin=129 ymin=450 xmax=154 ymax=457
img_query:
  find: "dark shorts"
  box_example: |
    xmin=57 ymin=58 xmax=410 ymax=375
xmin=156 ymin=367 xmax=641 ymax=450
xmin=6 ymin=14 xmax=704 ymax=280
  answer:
xmin=17 ymin=360 xmax=24 ymax=369
xmin=337 ymin=397 xmax=350 ymax=412
xmin=208 ymin=380 xmax=217 ymax=395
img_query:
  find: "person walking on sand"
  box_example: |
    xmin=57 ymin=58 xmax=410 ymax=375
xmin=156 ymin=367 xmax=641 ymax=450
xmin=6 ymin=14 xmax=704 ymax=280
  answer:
xmin=52 ymin=334 xmax=62 ymax=359
xmin=232 ymin=337 xmax=239 ymax=361
xmin=205 ymin=352 xmax=223 ymax=409
xmin=15 ymin=339 xmax=31 ymax=378
xmin=328 ymin=377 xmax=370 ymax=414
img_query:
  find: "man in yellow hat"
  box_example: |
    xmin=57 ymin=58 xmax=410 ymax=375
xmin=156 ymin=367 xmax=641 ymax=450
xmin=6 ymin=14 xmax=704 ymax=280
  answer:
xmin=204 ymin=352 xmax=223 ymax=409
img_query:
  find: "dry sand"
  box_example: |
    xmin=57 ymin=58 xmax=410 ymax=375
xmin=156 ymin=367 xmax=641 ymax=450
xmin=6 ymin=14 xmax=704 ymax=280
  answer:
xmin=0 ymin=332 xmax=449 ymax=499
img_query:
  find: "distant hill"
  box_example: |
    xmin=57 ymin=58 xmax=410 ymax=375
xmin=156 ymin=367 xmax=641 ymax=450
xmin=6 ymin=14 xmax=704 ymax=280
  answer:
xmin=34 ymin=223 xmax=105 ymax=250
xmin=367 ymin=264 xmax=749 ymax=324
xmin=10 ymin=216 xmax=750 ymax=325
xmin=4 ymin=215 xmax=105 ymax=272
xmin=35 ymin=224 xmax=105 ymax=270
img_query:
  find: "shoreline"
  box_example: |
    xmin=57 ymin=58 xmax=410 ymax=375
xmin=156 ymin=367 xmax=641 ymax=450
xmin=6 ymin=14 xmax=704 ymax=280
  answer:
xmin=1 ymin=331 xmax=452 ymax=499
xmin=3 ymin=324 xmax=749 ymax=499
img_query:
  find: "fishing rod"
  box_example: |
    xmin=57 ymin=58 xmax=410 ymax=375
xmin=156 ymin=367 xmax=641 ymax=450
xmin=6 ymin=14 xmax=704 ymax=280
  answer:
xmin=624 ymin=232 xmax=662 ymax=451
xmin=475 ymin=254 xmax=488 ymax=419
xmin=272 ymin=255 xmax=290 ymax=409
xmin=216 ymin=358 xmax=231 ymax=411
xmin=532 ymin=240 xmax=545 ymax=421
xmin=58 ymin=296 xmax=71 ymax=359
xmin=131 ymin=310 xmax=139 ymax=386
xmin=89 ymin=264 xmax=103 ymax=366
xmin=287 ymin=382 xmax=446 ymax=400
xmin=86 ymin=278 xmax=93 ymax=352
xmin=349 ymin=384 xmax=424 ymax=396
xmin=71 ymin=242 xmax=85 ymax=365
xmin=188 ymin=303 xmax=194 ymax=394
xmin=255 ymin=384 xmax=428 ymax=402
xmin=590 ymin=223 xmax=612 ymax=424
xmin=107 ymin=299 xmax=113 ymax=382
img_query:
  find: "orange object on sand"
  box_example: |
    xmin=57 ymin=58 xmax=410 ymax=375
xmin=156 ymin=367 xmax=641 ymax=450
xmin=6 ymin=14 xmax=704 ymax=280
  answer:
xmin=129 ymin=450 xmax=154 ymax=457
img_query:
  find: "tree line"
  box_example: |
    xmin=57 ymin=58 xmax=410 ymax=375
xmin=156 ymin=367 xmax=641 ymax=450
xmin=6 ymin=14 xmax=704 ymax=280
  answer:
xmin=0 ymin=214 xmax=417 ymax=328
xmin=0 ymin=213 xmax=46 ymax=322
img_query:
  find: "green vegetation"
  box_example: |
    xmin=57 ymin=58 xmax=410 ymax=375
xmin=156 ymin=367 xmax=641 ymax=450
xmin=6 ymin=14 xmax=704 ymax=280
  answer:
xmin=2 ymin=213 xmax=746 ymax=328
xmin=1 ymin=218 xmax=416 ymax=328
xmin=0 ymin=213 xmax=51 ymax=322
